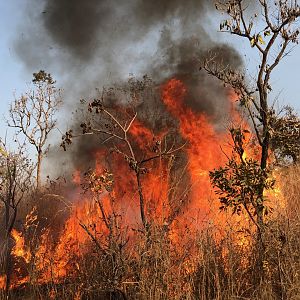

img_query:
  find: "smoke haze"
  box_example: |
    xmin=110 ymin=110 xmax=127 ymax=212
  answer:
xmin=15 ymin=0 xmax=241 ymax=92
xmin=15 ymin=0 xmax=243 ymax=173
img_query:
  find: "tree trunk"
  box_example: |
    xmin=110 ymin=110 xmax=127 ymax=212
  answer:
xmin=135 ymin=171 xmax=147 ymax=231
xmin=36 ymin=150 xmax=42 ymax=189
xmin=4 ymin=243 xmax=12 ymax=300
xmin=256 ymin=88 xmax=268 ymax=281
xmin=3 ymin=204 xmax=17 ymax=299
xmin=256 ymin=185 xmax=266 ymax=282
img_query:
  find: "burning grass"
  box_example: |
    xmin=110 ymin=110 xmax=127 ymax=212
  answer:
xmin=0 ymin=78 xmax=300 ymax=299
xmin=2 ymin=204 xmax=300 ymax=300
xmin=1 ymin=171 xmax=300 ymax=299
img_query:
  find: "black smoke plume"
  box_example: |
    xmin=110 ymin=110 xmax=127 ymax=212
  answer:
xmin=16 ymin=0 xmax=243 ymax=173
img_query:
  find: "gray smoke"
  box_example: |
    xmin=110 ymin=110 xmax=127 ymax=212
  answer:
xmin=42 ymin=0 xmax=113 ymax=61
xmin=15 ymin=0 xmax=243 ymax=174
xmin=37 ymin=0 xmax=210 ymax=61
xmin=14 ymin=0 xmax=238 ymax=91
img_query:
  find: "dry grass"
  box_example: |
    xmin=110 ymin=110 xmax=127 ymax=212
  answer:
xmin=1 ymin=165 xmax=300 ymax=300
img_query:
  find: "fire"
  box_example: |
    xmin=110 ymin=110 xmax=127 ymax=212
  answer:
xmin=31 ymin=200 xmax=102 ymax=284
xmin=11 ymin=229 xmax=31 ymax=263
xmin=265 ymin=169 xmax=286 ymax=216
xmin=1 ymin=77 xmax=285 ymax=292
xmin=0 ymin=276 xmax=5 ymax=289
xmin=162 ymin=79 xmax=228 ymax=226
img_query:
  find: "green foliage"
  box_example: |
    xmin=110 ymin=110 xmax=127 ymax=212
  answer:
xmin=210 ymin=157 xmax=274 ymax=216
xmin=210 ymin=126 xmax=274 ymax=226
xmin=270 ymin=106 xmax=300 ymax=165
xmin=206 ymin=1 xmax=300 ymax=236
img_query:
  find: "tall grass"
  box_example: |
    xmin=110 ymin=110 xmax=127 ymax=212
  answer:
xmin=1 ymin=165 xmax=300 ymax=300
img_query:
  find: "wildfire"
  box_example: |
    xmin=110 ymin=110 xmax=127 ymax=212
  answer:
xmin=11 ymin=229 xmax=31 ymax=263
xmin=162 ymin=78 xmax=229 ymax=227
xmin=265 ymin=169 xmax=286 ymax=216
xmin=1 ymin=77 xmax=285 ymax=292
xmin=0 ymin=276 xmax=5 ymax=290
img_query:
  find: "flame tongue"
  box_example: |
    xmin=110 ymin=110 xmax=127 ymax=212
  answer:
xmin=11 ymin=229 xmax=31 ymax=264
xmin=162 ymin=78 xmax=228 ymax=223
xmin=0 ymin=276 xmax=5 ymax=289
xmin=4 ymin=77 xmax=282 ymax=291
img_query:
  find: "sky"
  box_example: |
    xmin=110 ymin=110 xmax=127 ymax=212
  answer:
xmin=1 ymin=1 xmax=300 ymax=147
xmin=0 ymin=2 xmax=27 ymax=120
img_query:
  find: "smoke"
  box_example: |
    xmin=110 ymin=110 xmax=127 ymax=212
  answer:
xmin=16 ymin=0 xmax=243 ymax=174
xmin=150 ymin=28 xmax=242 ymax=120
xmin=29 ymin=0 xmax=210 ymax=61
xmin=14 ymin=0 xmax=240 ymax=88
xmin=42 ymin=0 xmax=112 ymax=61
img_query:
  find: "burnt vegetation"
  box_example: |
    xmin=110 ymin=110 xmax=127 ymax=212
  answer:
xmin=1 ymin=1 xmax=300 ymax=300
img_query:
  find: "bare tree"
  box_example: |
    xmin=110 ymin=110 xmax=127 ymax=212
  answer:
xmin=202 ymin=1 xmax=300 ymax=237
xmin=61 ymin=85 xmax=185 ymax=233
xmin=0 ymin=141 xmax=34 ymax=297
xmin=9 ymin=71 xmax=62 ymax=189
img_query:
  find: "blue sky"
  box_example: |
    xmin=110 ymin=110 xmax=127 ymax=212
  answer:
xmin=1 ymin=1 xmax=300 ymax=144
xmin=0 ymin=2 xmax=29 ymax=126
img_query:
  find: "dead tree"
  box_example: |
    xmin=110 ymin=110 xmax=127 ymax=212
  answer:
xmin=62 ymin=98 xmax=184 ymax=232
xmin=8 ymin=70 xmax=62 ymax=189
xmin=0 ymin=141 xmax=33 ymax=297
xmin=61 ymin=77 xmax=185 ymax=234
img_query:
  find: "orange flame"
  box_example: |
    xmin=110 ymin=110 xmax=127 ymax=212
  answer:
xmin=2 ymin=77 xmax=285 ymax=290
xmin=0 ymin=276 xmax=5 ymax=290
xmin=11 ymin=229 xmax=31 ymax=263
